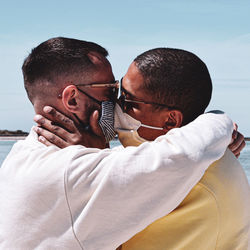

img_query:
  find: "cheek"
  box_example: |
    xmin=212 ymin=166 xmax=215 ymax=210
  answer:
xmin=126 ymin=105 xmax=158 ymax=126
xmin=78 ymin=100 xmax=100 ymax=122
xmin=126 ymin=106 xmax=145 ymax=122
xmin=137 ymin=126 xmax=164 ymax=141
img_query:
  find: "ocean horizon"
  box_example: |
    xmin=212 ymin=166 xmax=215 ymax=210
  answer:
xmin=0 ymin=139 xmax=250 ymax=184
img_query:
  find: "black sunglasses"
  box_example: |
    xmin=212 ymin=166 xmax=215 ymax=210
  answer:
xmin=117 ymin=78 xmax=178 ymax=112
xmin=75 ymin=80 xmax=119 ymax=104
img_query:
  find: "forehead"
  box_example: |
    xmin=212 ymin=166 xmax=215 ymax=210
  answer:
xmin=90 ymin=63 xmax=114 ymax=83
xmin=57 ymin=56 xmax=115 ymax=88
xmin=84 ymin=58 xmax=115 ymax=84
xmin=122 ymin=62 xmax=149 ymax=99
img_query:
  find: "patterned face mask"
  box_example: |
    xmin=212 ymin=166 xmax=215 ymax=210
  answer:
xmin=74 ymin=100 xmax=116 ymax=143
xmin=98 ymin=101 xmax=116 ymax=142
xmin=75 ymin=87 xmax=116 ymax=143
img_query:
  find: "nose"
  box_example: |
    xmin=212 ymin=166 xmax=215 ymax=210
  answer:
xmin=117 ymin=96 xmax=131 ymax=113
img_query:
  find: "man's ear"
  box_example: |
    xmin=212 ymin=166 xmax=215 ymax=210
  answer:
xmin=164 ymin=110 xmax=183 ymax=130
xmin=61 ymin=85 xmax=79 ymax=113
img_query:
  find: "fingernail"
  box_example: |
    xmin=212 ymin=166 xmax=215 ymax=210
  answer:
xmin=34 ymin=115 xmax=43 ymax=122
xmin=44 ymin=106 xmax=53 ymax=113
xmin=34 ymin=126 xmax=41 ymax=133
xmin=39 ymin=136 xmax=45 ymax=142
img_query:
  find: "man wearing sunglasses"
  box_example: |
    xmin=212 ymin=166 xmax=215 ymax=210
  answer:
xmin=115 ymin=48 xmax=250 ymax=249
xmin=0 ymin=37 xmax=246 ymax=250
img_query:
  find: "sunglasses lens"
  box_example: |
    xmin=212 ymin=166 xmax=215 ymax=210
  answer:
xmin=118 ymin=94 xmax=124 ymax=112
xmin=118 ymin=78 xmax=131 ymax=112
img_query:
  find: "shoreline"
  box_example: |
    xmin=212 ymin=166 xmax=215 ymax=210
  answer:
xmin=0 ymin=136 xmax=250 ymax=141
xmin=0 ymin=136 xmax=26 ymax=141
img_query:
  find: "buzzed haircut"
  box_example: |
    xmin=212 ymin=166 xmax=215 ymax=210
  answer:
xmin=22 ymin=37 xmax=108 ymax=100
xmin=134 ymin=48 xmax=212 ymax=125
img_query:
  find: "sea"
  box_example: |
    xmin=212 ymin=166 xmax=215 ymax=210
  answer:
xmin=0 ymin=140 xmax=250 ymax=184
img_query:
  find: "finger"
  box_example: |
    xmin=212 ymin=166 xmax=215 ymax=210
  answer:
xmin=229 ymin=132 xmax=245 ymax=152
xmin=233 ymin=122 xmax=238 ymax=131
xmin=231 ymin=123 xmax=238 ymax=142
xmin=34 ymin=115 xmax=70 ymax=141
xmin=89 ymin=110 xmax=104 ymax=137
xmin=235 ymin=153 xmax=240 ymax=158
xmin=232 ymin=140 xmax=246 ymax=156
xmin=34 ymin=126 xmax=69 ymax=148
xmin=43 ymin=106 xmax=76 ymax=132
xmin=38 ymin=135 xmax=54 ymax=147
xmin=231 ymin=129 xmax=238 ymax=140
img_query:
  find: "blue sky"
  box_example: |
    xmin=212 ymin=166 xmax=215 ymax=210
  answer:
xmin=0 ymin=0 xmax=249 ymax=134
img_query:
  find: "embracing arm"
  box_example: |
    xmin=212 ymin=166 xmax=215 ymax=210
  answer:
xmin=58 ymin=111 xmax=233 ymax=250
xmin=34 ymin=106 xmax=245 ymax=157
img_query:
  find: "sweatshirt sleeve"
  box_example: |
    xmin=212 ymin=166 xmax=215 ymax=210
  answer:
xmin=64 ymin=111 xmax=233 ymax=250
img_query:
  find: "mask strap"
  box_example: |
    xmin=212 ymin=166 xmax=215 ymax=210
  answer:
xmin=140 ymin=124 xmax=164 ymax=130
xmin=77 ymin=88 xmax=102 ymax=105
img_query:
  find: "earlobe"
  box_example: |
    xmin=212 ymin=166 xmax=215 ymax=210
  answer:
xmin=62 ymin=85 xmax=79 ymax=113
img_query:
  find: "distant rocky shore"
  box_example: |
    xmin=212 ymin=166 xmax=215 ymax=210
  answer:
xmin=0 ymin=130 xmax=28 ymax=136
xmin=0 ymin=130 xmax=28 ymax=140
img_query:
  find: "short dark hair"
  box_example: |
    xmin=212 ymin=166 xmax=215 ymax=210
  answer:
xmin=22 ymin=37 xmax=108 ymax=99
xmin=134 ymin=48 xmax=212 ymax=125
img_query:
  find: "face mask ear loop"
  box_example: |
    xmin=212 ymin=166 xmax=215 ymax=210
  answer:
xmin=77 ymin=87 xmax=102 ymax=105
xmin=140 ymin=124 xmax=164 ymax=130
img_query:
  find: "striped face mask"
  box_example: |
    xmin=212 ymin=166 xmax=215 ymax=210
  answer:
xmin=75 ymin=87 xmax=116 ymax=143
xmin=98 ymin=101 xmax=116 ymax=142
xmin=73 ymin=100 xmax=116 ymax=143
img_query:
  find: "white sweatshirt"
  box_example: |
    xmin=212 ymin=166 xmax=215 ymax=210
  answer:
xmin=0 ymin=112 xmax=233 ymax=250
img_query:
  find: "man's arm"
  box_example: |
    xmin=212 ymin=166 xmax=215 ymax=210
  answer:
xmin=35 ymin=110 xmax=233 ymax=250
xmin=34 ymin=106 xmax=245 ymax=157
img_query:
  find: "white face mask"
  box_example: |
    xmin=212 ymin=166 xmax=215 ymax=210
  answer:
xmin=114 ymin=104 xmax=164 ymax=147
